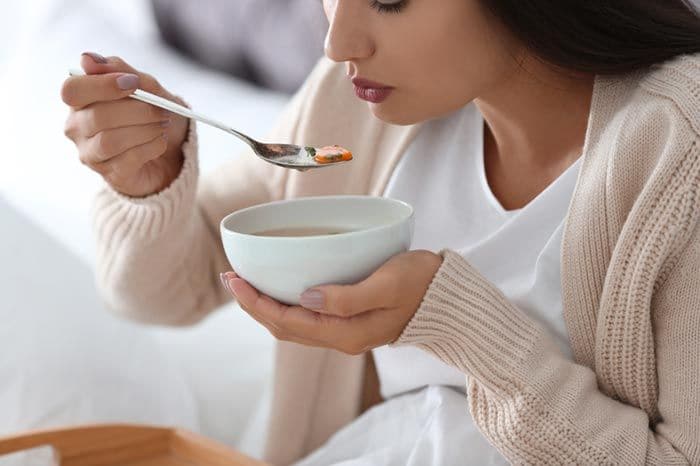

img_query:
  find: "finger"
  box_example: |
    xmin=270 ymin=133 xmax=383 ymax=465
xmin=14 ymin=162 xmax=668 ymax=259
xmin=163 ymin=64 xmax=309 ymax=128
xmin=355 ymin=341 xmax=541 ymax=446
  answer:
xmin=81 ymin=52 xmax=169 ymax=96
xmin=300 ymin=271 xmax=397 ymax=317
xmin=61 ymin=72 xmax=141 ymax=109
xmin=230 ymin=278 xmax=378 ymax=353
xmin=97 ymin=133 xmax=169 ymax=182
xmin=229 ymin=278 xmax=338 ymax=337
xmin=71 ymin=100 xmax=170 ymax=138
xmin=219 ymin=271 xmax=238 ymax=295
xmin=242 ymin=306 xmax=324 ymax=348
xmin=228 ymin=278 xmax=264 ymax=310
xmin=83 ymin=122 xmax=169 ymax=165
xmin=62 ymin=53 xmax=169 ymax=109
xmin=239 ymin=300 xmax=283 ymax=336
xmin=228 ymin=278 xmax=331 ymax=346
xmin=80 ymin=52 xmax=138 ymax=75
xmin=247 ymin=311 xmax=330 ymax=348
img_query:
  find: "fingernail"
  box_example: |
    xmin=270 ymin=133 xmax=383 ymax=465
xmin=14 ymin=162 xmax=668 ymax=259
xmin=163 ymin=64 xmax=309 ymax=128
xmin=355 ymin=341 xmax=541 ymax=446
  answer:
xmin=82 ymin=52 xmax=108 ymax=64
xmin=116 ymin=73 xmax=139 ymax=90
xmin=228 ymin=279 xmax=240 ymax=297
xmin=300 ymin=289 xmax=325 ymax=310
xmin=219 ymin=273 xmax=231 ymax=292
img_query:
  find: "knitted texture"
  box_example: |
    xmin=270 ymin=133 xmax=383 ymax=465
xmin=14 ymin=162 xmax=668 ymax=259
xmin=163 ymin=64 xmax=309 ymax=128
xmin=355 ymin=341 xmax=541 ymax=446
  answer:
xmin=397 ymin=56 xmax=700 ymax=464
xmin=92 ymin=54 xmax=700 ymax=464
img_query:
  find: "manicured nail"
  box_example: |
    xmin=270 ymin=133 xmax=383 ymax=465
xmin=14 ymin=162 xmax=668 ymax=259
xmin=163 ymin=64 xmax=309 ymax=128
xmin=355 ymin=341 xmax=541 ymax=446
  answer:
xmin=219 ymin=273 xmax=231 ymax=292
xmin=116 ymin=73 xmax=139 ymax=90
xmin=228 ymin=279 xmax=241 ymax=297
xmin=300 ymin=289 xmax=325 ymax=310
xmin=82 ymin=52 xmax=108 ymax=64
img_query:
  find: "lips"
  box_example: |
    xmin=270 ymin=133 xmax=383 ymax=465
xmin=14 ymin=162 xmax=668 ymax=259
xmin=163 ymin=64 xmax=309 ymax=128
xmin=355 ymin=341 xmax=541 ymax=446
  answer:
xmin=351 ymin=77 xmax=394 ymax=104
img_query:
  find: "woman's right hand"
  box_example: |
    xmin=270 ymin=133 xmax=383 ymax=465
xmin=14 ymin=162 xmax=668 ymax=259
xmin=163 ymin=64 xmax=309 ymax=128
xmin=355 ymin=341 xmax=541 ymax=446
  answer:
xmin=61 ymin=53 xmax=190 ymax=198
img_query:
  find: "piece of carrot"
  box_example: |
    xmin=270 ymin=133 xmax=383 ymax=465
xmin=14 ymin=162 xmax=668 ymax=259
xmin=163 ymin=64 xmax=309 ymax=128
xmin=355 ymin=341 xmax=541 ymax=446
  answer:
xmin=314 ymin=145 xmax=353 ymax=164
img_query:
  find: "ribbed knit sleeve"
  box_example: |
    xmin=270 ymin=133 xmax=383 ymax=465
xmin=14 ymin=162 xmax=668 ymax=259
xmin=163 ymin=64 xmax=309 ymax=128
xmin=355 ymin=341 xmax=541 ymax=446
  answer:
xmin=91 ymin=121 xmax=231 ymax=325
xmin=93 ymin=121 xmax=200 ymax=243
xmin=396 ymin=247 xmax=700 ymax=464
xmin=398 ymin=250 xmax=550 ymax=398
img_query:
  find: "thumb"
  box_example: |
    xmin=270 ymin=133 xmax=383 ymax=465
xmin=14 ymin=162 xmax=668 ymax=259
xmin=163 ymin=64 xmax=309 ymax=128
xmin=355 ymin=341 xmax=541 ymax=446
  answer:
xmin=80 ymin=52 xmax=168 ymax=97
xmin=80 ymin=52 xmax=135 ymax=75
xmin=300 ymin=273 xmax=394 ymax=317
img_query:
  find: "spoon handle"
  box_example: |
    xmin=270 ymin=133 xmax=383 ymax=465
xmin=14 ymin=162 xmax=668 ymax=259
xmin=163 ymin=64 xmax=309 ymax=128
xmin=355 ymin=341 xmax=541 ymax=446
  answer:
xmin=68 ymin=69 xmax=257 ymax=148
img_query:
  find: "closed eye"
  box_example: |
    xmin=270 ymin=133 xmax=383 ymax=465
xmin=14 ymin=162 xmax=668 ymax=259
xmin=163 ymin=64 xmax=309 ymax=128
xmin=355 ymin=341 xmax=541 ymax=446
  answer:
xmin=370 ymin=0 xmax=408 ymax=14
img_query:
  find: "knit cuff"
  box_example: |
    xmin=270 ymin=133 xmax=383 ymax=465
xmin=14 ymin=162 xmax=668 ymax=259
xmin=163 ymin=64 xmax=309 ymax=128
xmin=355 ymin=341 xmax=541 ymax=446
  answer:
xmin=395 ymin=249 xmax=545 ymax=396
xmin=92 ymin=119 xmax=199 ymax=243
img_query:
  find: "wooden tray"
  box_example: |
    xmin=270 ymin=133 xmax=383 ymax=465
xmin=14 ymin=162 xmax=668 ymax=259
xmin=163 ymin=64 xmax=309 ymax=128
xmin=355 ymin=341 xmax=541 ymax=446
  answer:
xmin=0 ymin=424 xmax=266 ymax=466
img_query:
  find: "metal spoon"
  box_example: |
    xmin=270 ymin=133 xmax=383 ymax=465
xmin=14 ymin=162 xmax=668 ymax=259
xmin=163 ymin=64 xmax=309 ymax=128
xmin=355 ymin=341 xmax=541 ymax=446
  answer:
xmin=68 ymin=69 xmax=351 ymax=170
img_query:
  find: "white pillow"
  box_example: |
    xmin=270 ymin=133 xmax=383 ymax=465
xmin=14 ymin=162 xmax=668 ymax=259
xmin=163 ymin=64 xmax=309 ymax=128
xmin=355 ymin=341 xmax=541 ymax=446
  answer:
xmin=0 ymin=198 xmax=199 ymax=439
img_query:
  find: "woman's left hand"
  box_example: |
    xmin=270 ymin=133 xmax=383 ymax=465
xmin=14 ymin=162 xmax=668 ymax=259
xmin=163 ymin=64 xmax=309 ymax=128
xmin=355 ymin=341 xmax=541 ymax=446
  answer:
xmin=221 ymin=250 xmax=443 ymax=355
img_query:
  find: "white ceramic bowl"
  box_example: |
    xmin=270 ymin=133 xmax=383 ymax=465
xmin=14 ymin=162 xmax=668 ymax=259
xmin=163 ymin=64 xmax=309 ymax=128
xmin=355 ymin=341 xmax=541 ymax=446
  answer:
xmin=220 ymin=195 xmax=414 ymax=305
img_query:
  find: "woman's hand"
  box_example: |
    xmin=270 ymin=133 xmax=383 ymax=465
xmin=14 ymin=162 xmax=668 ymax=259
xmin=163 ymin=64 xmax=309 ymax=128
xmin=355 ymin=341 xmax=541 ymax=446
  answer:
xmin=61 ymin=52 xmax=189 ymax=198
xmin=221 ymin=250 xmax=443 ymax=354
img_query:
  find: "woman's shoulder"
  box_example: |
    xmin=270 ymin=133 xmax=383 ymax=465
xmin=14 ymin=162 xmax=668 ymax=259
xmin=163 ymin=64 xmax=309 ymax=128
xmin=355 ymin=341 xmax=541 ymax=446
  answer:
xmin=585 ymin=55 xmax=700 ymax=286
xmin=594 ymin=53 xmax=700 ymax=168
xmin=585 ymin=54 xmax=700 ymax=237
xmin=637 ymin=52 xmax=700 ymax=138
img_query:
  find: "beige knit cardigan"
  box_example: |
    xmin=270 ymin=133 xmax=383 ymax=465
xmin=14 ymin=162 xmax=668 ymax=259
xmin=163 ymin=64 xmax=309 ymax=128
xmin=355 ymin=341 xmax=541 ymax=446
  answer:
xmin=92 ymin=54 xmax=700 ymax=465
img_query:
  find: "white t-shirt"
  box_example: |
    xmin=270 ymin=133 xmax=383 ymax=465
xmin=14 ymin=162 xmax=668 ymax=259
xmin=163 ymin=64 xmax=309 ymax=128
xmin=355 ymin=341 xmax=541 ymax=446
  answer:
xmin=295 ymin=103 xmax=580 ymax=466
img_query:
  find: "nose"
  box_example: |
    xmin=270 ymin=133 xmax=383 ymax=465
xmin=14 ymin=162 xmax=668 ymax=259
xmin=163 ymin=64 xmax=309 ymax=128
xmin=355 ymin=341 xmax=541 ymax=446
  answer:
xmin=324 ymin=1 xmax=375 ymax=63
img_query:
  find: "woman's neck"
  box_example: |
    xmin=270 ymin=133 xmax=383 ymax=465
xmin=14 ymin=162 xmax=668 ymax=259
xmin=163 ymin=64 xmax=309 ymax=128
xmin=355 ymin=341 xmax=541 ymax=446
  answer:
xmin=473 ymin=58 xmax=594 ymax=210
xmin=475 ymin=59 xmax=594 ymax=170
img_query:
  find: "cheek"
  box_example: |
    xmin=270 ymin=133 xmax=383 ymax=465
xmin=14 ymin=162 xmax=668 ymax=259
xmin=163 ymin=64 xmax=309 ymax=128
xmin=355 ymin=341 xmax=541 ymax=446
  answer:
xmin=414 ymin=45 xmax=501 ymax=112
xmin=373 ymin=44 xmax=494 ymax=124
xmin=372 ymin=4 xmax=516 ymax=123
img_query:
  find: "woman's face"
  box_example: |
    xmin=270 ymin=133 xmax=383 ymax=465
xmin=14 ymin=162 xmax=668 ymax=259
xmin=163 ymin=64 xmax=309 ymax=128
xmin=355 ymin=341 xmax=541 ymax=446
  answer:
xmin=322 ymin=0 xmax=523 ymax=125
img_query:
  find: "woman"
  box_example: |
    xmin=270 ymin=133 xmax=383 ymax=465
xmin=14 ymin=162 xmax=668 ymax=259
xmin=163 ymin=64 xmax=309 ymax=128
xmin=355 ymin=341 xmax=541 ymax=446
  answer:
xmin=61 ymin=0 xmax=700 ymax=464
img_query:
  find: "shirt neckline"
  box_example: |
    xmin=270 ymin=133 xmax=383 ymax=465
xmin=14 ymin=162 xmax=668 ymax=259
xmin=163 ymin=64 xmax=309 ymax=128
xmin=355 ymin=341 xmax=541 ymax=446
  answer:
xmin=475 ymin=109 xmax=582 ymax=217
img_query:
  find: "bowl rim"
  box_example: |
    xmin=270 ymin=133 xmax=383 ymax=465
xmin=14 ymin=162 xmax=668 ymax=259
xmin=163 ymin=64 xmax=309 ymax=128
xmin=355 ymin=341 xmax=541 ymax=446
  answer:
xmin=220 ymin=195 xmax=414 ymax=240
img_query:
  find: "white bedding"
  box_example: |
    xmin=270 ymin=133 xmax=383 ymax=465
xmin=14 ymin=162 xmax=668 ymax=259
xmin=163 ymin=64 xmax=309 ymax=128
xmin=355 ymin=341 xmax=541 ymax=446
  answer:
xmin=1 ymin=0 xmax=288 ymax=458
xmin=294 ymin=386 xmax=506 ymax=466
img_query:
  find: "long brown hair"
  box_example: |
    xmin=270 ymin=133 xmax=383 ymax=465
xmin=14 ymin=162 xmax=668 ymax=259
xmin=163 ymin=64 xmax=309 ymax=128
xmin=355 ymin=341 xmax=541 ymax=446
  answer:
xmin=481 ymin=0 xmax=700 ymax=74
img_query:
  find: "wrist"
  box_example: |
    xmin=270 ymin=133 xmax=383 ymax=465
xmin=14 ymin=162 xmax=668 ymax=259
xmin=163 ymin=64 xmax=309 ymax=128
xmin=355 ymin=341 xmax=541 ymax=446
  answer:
xmin=154 ymin=116 xmax=189 ymax=194
xmin=159 ymin=148 xmax=185 ymax=191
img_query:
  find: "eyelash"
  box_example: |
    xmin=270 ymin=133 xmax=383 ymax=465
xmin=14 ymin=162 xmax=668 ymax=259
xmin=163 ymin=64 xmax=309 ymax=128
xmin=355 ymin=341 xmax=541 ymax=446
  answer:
xmin=369 ymin=0 xmax=407 ymax=14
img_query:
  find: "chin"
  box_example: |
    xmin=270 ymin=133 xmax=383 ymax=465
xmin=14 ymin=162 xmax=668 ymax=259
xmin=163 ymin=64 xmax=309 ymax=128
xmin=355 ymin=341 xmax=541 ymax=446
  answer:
xmin=369 ymin=103 xmax=425 ymax=126
xmin=368 ymin=97 xmax=462 ymax=126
